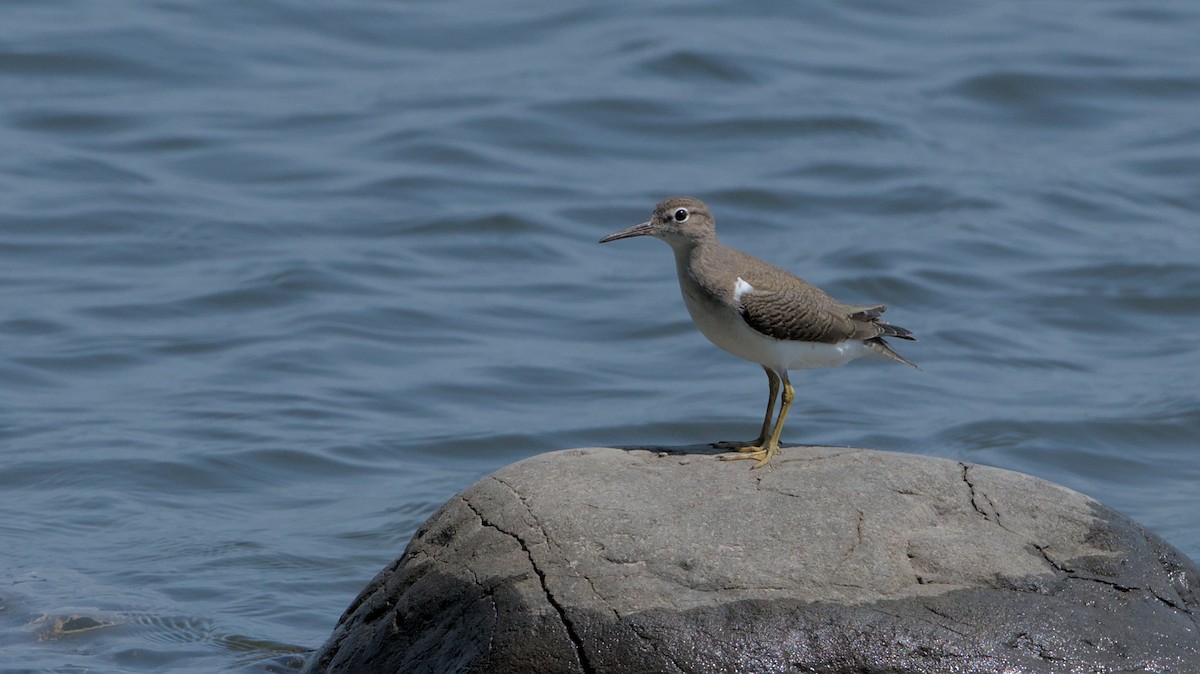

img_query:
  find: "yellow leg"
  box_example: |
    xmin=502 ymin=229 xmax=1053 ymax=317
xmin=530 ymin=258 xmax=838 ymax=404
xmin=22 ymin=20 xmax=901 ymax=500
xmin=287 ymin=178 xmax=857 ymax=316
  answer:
xmin=712 ymin=367 xmax=778 ymax=450
xmin=758 ymin=376 xmax=795 ymax=465
xmin=720 ymin=372 xmax=794 ymax=468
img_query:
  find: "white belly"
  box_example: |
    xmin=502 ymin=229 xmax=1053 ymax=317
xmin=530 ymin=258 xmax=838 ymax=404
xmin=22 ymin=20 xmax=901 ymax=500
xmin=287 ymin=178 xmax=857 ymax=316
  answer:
xmin=679 ymin=283 xmax=869 ymax=372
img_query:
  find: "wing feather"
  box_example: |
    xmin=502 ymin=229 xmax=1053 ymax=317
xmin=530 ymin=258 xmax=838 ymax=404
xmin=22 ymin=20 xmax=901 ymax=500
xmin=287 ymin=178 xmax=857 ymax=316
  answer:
xmin=732 ymin=265 xmax=915 ymax=345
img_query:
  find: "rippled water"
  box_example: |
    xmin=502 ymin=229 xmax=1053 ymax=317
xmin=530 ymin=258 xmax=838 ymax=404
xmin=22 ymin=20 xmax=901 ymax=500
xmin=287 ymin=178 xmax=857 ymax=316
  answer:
xmin=2 ymin=1 xmax=1199 ymax=671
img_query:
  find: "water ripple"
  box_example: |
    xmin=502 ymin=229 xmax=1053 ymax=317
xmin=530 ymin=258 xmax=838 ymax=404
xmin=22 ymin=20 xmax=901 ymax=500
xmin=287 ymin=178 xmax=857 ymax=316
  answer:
xmin=3 ymin=1 xmax=1200 ymax=672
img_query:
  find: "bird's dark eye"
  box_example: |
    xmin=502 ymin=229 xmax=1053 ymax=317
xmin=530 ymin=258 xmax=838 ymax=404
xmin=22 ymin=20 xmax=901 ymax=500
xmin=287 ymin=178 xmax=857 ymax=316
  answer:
xmin=673 ymin=208 xmax=689 ymax=222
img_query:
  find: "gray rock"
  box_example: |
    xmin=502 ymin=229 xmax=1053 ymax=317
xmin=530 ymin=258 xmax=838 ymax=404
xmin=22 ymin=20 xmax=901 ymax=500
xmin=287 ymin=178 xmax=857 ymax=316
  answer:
xmin=304 ymin=447 xmax=1200 ymax=673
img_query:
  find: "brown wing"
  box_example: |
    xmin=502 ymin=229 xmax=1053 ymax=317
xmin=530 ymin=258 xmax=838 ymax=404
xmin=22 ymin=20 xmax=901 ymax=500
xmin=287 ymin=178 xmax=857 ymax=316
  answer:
xmin=733 ymin=262 xmax=915 ymax=345
xmin=738 ymin=288 xmax=876 ymax=343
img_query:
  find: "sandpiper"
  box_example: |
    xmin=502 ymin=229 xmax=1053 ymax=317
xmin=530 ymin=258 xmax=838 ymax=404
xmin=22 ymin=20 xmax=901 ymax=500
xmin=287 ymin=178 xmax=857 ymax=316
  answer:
xmin=600 ymin=196 xmax=916 ymax=468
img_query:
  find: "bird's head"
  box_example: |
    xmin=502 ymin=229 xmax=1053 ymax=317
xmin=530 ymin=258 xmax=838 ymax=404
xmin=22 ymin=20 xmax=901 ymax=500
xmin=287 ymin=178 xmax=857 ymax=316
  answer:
xmin=599 ymin=196 xmax=716 ymax=248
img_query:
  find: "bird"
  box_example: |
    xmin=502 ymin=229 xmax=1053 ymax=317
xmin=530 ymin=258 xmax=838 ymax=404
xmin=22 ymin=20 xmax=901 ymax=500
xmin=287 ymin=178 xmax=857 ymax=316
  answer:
xmin=599 ymin=196 xmax=916 ymax=468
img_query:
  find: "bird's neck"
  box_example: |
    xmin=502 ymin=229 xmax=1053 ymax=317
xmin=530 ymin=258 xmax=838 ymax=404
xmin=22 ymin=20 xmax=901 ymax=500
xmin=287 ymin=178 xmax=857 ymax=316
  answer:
xmin=670 ymin=236 xmax=729 ymax=297
xmin=668 ymin=237 xmax=702 ymax=277
xmin=667 ymin=233 xmax=719 ymax=264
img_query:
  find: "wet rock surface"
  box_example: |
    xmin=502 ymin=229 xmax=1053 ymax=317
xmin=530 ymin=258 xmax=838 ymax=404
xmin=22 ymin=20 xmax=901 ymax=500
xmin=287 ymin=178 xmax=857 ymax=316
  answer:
xmin=304 ymin=446 xmax=1200 ymax=673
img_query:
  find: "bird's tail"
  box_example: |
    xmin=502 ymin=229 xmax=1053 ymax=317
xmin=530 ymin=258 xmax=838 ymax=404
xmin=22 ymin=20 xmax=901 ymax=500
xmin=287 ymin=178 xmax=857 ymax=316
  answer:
xmin=847 ymin=306 xmax=915 ymax=341
xmin=878 ymin=322 xmax=915 ymax=341
xmin=848 ymin=305 xmax=917 ymax=368
xmin=867 ymin=336 xmax=919 ymax=370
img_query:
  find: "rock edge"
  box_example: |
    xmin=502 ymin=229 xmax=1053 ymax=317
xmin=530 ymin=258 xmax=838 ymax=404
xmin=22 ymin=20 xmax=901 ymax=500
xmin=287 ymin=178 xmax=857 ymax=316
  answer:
xmin=305 ymin=446 xmax=1200 ymax=673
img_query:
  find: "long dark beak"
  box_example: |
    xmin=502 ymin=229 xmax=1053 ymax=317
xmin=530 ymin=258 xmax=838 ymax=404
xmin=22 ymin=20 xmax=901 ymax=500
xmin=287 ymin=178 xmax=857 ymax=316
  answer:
xmin=599 ymin=220 xmax=654 ymax=243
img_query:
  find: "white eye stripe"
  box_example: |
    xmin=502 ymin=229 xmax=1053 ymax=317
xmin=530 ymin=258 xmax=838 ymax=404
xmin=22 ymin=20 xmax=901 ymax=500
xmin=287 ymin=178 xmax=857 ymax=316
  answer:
xmin=733 ymin=277 xmax=754 ymax=302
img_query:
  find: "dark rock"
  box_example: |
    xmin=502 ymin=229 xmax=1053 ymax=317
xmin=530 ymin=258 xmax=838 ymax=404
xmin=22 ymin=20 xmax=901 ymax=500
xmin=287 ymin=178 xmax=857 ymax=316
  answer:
xmin=304 ymin=446 xmax=1200 ymax=673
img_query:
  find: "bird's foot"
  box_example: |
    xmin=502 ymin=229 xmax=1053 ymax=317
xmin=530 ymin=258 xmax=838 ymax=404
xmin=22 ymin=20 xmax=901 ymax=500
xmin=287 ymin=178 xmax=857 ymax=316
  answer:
xmin=717 ymin=444 xmax=778 ymax=469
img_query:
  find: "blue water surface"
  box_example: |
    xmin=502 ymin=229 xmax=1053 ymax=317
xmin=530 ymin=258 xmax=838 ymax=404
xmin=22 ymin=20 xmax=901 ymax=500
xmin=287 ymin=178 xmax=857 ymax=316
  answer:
xmin=2 ymin=1 xmax=1199 ymax=671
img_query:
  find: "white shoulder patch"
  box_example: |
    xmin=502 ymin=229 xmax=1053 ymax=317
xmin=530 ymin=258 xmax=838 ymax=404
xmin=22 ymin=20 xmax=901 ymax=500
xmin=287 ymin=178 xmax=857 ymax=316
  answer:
xmin=733 ymin=277 xmax=754 ymax=303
